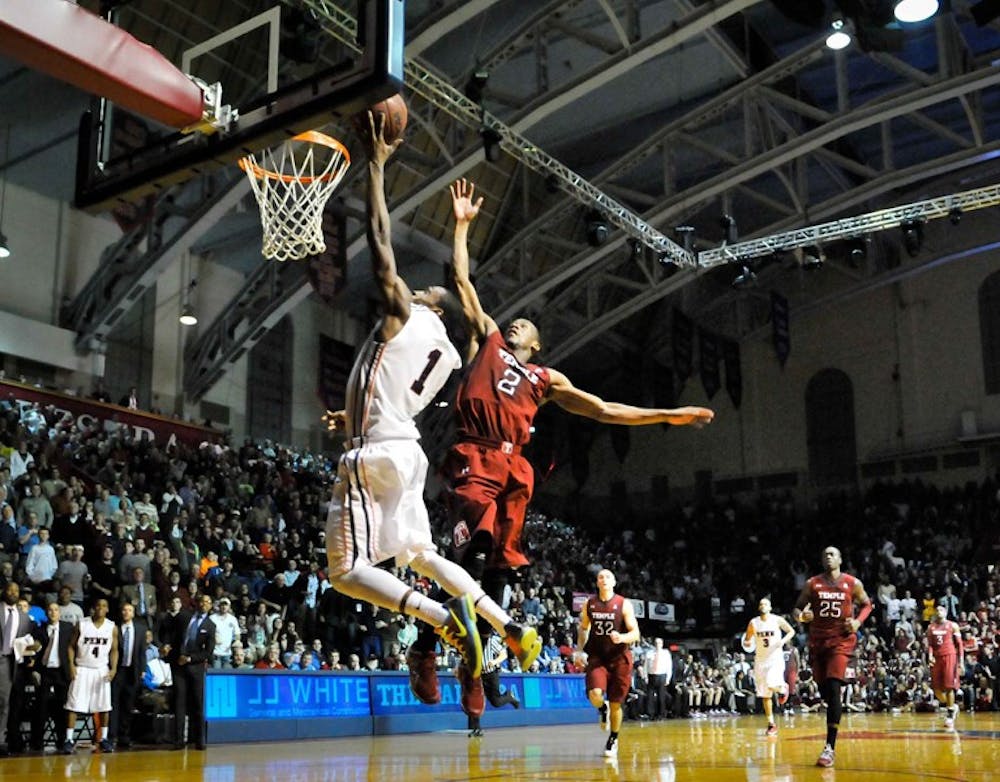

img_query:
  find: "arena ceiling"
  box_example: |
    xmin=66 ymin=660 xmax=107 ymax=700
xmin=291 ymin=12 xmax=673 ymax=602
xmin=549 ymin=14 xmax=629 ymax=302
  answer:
xmin=2 ymin=0 xmax=1000 ymax=403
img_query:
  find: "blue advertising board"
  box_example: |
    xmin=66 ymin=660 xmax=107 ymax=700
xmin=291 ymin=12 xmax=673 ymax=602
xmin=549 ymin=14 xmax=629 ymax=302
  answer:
xmin=204 ymin=670 xmax=593 ymax=743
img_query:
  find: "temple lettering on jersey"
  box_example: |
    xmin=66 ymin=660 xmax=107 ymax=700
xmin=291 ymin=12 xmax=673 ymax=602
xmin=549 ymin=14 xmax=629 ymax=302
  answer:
xmin=497 ymin=347 xmax=540 ymax=384
xmin=817 ymin=590 xmax=846 ymax=600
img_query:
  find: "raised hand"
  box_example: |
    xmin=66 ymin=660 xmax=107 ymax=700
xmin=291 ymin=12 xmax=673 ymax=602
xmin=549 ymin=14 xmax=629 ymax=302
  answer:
xmin=365 ymin=110 xmax=403 ymax=166
xmin=450 ymin=178 xmax=484 ymax=224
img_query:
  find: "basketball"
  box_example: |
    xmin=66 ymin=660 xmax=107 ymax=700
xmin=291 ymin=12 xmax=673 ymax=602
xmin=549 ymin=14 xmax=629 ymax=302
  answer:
xmin=356 ymin=93 xmax=408 ymax=143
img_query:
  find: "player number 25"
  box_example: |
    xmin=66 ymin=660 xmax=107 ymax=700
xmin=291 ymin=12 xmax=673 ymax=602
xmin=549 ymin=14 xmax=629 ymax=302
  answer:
xmin=818 ymin=600 xmax=842 ymax=618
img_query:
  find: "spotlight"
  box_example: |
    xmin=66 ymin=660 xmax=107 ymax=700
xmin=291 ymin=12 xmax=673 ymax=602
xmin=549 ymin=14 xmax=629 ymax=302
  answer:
xmin=627 ymin=238 xmax=643 ymax=258
xmin=0 ymin=231 xmax=9 ymax=259
xmin=901 ymin=220 xmax=924 ymax=257
xmin=949 ymin=207 xmax=963 ymax=225
xmin=480 ymin=127 xmax=502 ymax=162
xmin=464 ymin=69 xmax=490 ymax=103
xmin=894 ymin=0 xmax=939 ymax=23
xmin=826 ymin=19 xmax=851 ymax=50
xmin=731 ymin=264 xmax=756 ymax=289
xmin=674 ymin=225 xmax=696 ymax=253
xmin=179 ymin=304 xmax=198 ymax=327
xmin=720 ymin=214 xmax=738 ymax=245
xmin=658 ymin=254 xmax=680 ymax=277
xmin=801 ymin=246 xmax=824 ymax=271
xmin=586 ymin=210 xmax=609 ymax=247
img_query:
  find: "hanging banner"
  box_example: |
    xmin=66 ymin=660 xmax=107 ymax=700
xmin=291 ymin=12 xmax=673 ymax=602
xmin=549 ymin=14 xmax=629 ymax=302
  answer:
xmin=723 ymin=339 xmax=742 ymax=409
xmin=307 ymin=211 xmax=348 ymax=307
xmin=771 ymin=291 xmax=790 ymax=367
xmin=699 ymin=328 xmax=720 ymax=399
xmin=672 ymin=310 xmax=693 ymax=385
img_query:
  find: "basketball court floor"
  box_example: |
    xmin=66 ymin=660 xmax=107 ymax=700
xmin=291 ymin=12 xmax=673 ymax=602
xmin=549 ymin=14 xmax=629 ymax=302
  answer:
xmin=4 ymin=712 xmax=998 ymax=781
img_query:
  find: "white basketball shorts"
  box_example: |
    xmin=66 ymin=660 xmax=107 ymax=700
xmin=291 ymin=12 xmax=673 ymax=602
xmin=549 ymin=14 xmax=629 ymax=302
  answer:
xmin=326 ymin=439 xmax=436 ymax=576
xmin=755 ymin=653 xmax=788 ymax=697
xmin=65 ymin=666 xmax=112 ymax=713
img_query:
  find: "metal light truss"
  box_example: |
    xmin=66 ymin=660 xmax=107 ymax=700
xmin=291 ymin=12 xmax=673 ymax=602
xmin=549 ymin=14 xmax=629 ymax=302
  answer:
xmin=293 ymin=0 xmax=698 ymax=268
xmin=697 ymin=182 xmax=1000 ymax=266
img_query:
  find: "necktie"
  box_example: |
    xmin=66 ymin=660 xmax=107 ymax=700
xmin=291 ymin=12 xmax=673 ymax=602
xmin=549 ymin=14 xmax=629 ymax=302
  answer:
xmin=186 ymin=614 xmax=202 ymax=651
xmin=44 ymin=625 xmax=57 ymax=666
xmin=123 ymin=625 xmax=132 ymax=666
xmin=138 ymin=584 xmax=146 ymax=616
xmin=2 ymin=607 xmax=14 ymax=655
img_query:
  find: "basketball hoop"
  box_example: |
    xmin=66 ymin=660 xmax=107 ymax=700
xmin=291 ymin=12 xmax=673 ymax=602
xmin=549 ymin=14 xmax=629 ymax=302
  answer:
xmin=238 ymin=131 xmax=351 ymax=261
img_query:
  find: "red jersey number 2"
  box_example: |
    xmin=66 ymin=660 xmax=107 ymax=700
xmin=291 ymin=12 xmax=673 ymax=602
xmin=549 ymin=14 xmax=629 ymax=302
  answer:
xmin=497 ymin=368 xmax=521 ymax=397
xmin=411 ymin=349 xmax=442 ymax=395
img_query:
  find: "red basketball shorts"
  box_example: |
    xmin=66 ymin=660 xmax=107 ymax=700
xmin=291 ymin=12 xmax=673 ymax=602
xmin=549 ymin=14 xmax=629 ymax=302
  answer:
xmin=932 ymin=656 xmax=959 ymax=692
xmin=809 ymin=635 xmax=857 ymax=685
xmin=444 ymin=441 xmax=534 ymax=569
xmin=585 ymin=652 xmax=633 ymax=703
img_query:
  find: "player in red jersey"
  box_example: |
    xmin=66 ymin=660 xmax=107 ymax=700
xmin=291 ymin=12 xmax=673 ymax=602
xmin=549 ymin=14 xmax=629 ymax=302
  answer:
xmin=405 ymin=179 xmax=714 ymax=717
xmin=576 ymin=569 xmax=639 ymax=758
xmin=793 ymin=546 xmax=872 ymax=769
xmin=926 ymin=603 xmax=964 ymax=730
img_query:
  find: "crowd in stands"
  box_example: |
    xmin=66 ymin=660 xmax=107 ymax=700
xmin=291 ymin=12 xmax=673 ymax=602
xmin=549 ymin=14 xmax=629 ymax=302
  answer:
xmin=1 ymin=394 xmax=999 ymax=747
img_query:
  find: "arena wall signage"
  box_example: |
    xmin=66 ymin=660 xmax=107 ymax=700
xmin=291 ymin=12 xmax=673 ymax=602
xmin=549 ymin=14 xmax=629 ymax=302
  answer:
xmin=0 ymin=379 xmax=221 ymax=448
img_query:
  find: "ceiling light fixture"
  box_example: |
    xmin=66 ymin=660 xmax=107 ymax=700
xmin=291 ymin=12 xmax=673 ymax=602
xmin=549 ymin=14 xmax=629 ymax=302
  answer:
xmin=586 ymin=210 xmax=609 ymax=247
xmin=731 ymin=263 xmax=757 ymax=289
xmin=893 ymin=0 xmax=940 ymax=23
xmin=178 ymin=304 xmax=198 ymax=327
xmin=826 ymin=19 xmax=851 ymax=50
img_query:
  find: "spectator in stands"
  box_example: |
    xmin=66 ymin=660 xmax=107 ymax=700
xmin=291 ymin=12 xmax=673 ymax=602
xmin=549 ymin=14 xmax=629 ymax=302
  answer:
xmin=119 ymin=387 xmax=139 ymax=410
xmin=55 ymin=544 xmax=88 ymax=603
xmin=120 ymin=566 xmax=156 ymax=623
xmin=0 ymin=505 xmax=16 ymax=568
xmin=53 ymin=586 xmax=83 ymax=626
xmin=51 ymin=500 xmax=86 ymax=548
xmin=254 ymin=644 xmax=284 ymax=670
xmin=211 ymin=597 xmax=240 ymax=668
xmin=24 ymin=526 xmax=57 ymax=592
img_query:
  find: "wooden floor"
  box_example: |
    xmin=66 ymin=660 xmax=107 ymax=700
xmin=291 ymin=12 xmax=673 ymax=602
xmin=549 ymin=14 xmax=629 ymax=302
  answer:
xmin=5 ymin=711 xmax=1000 ymax=781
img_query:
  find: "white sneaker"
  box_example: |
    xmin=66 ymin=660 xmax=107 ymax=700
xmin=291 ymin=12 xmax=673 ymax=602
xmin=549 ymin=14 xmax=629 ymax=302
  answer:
xmin=604 ymin=735 xmax=618 ymax=758
xmin=944 ymin=717 xmax=955 ymax=730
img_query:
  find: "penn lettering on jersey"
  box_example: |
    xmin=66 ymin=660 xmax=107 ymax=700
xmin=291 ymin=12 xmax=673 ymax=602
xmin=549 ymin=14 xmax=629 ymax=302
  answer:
xmin=83 ymin=636 xmax=111 ymax=645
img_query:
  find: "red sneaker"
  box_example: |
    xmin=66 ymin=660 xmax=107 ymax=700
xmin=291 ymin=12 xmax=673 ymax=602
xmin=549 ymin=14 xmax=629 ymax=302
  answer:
xmin=456 ymin=662 xmax=485 ymax=718
xmin=406 ymin=648 xmax=441 ymax=705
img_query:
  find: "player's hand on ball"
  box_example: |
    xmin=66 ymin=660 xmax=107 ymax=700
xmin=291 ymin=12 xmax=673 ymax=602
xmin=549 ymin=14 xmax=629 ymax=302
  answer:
xmin=322 ymin=409 xmax=346 ymax=433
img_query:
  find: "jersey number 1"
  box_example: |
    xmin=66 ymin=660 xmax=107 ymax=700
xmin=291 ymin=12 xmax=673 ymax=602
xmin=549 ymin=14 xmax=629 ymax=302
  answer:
xmin=411 ymin=350 xmax=442 ymax=394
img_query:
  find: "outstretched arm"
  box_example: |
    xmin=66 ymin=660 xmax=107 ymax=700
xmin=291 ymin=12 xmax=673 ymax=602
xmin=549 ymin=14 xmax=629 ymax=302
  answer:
xmin=365 ymin=112 xmax=410 ymax=341
xmin=448 ymin=178 xmax=498 ymax=356
xmin=546 ymin=369 xmax=714 ymax=426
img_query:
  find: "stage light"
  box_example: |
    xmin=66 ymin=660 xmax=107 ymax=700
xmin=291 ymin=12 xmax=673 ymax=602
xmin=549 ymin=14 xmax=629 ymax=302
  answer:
xmin=949 ymin=207 xmax=963 ymax=225
xmin=731 ymin=264 xmax=756 ymax=289
xmin=894 ymin=0 xmax=939 ymax=23
xmin=480 ymin=127 xmax=502 ymax=162
xmin=674 ymin=225 xmax=696 ymax=253
xmin=720 ymin=214 xmax=738 ymax=245
xmin=586 ymin=211 xmax=609 ymax=247
xmin=901 ymin=220 xmax=924 ymax=257
xmin=826 ymin=20 xmax=851 ymax=50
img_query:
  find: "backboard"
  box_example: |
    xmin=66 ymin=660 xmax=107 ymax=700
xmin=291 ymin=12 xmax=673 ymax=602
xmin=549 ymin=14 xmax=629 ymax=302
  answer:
xmin=73 ymin=0 xmax=404 ymax=213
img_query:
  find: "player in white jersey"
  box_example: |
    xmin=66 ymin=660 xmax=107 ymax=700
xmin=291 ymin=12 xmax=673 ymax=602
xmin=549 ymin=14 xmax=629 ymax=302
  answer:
xmin=743 ymin=597 xmax=795 ymax=736
xmin=324 ymin=114 xmax=523 ymax=689
xmin=63 ymin=598 xmax=118 ymax=753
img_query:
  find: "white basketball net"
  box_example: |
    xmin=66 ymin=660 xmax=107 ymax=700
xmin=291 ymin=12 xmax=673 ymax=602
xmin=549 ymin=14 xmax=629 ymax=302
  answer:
xmin=239 ymin=133 xmax=350 ymax=261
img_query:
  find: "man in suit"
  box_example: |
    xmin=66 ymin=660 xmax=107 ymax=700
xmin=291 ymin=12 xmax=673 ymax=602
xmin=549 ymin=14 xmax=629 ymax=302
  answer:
xmin=30 ymin=602 xmax=74 ymax=750
xmin=164 ymin=593 xmax=214 ymax=750
xmin=0 ymin=581 xmax=35 ymax=756
xmin=110 ymin=602 xmax=147 ymax=749
xmin=120 ymin=566 xmax=157 ymax=626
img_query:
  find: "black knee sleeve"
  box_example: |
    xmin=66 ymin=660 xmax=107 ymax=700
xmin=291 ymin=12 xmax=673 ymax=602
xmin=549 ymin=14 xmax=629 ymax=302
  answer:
xmin=825 ymin=681 xmax=842 ymax=725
